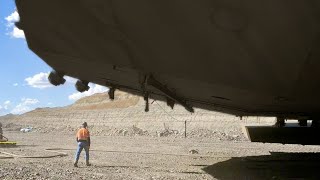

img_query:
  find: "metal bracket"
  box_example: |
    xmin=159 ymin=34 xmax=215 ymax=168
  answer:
xmin=147 ymin=75 xmax=194 ymax=113
xmin=144 ymin=92 xmax=149 ymax=112
xmin=105 ymin=75 xmax=194 ymax=113
xmin=275 ymin=117 xmax=286 ymax=127
xmin=142 ymin=75 xmax=150 ymax=112
xmin=48 ymin=70 xmax=66 ymax=86
xmin=166 ymin=97 xmax=175 ymax=109
xmin=75 ymin=80 xmax=90 ymax=93
xmin=108 ymin=87 xmax=116 ymax=100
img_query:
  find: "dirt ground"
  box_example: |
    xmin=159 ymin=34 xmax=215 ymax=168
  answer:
xmin=1 ymin=131 xmax=320 ymax=180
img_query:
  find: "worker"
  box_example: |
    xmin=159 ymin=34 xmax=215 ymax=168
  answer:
xmin=74 ymin=122 xmax=91 ymax=167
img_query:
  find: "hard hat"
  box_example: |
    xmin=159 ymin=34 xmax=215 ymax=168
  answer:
xmin=82 ymin=122 xmax=88 ymax=127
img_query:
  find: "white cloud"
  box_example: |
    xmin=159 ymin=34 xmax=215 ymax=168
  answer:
xmin=13 ymin=83 xmax=18 ymax=86
xmin=22 ymin=98 xmax=39 ymax=105
xmin=3 ymin=100 xmax=11 ymax=110
xmin=11 ymin=98 xmax=39 ymax=114
xmin=11 ymin=27 xmax=25 ymax=38
xmin=0 ymin=101 xmax=11 ymax=115
xmin=25 ymin=72 xmax=76 ymax=89
xmin=5 ymin=10 xmax=25 ymax=38
xmin=68 ymin=84 xmax=108 ymax=101
xmin=25 ymin=72 xmax=53 ymax=89
xmin=5 ymin=11 xmax=19 ymax=26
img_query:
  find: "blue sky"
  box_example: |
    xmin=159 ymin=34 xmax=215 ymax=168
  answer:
xmin=0 ymin=2 xmax=107 ymax=115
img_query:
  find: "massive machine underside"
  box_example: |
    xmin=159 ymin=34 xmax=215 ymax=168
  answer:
xmin=15 ymin=1 xmax=320 ymax=121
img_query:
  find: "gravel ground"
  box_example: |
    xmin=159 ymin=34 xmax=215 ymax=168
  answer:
xmin=1 ymin=131 xmax=320 ymax=180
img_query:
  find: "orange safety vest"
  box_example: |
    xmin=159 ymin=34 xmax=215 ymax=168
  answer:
xmin=76 ymin=128 xmax=90 ymax=141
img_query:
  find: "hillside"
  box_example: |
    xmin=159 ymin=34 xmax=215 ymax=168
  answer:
xmin=0 ymin=91 xmax=275 ymax=140
xmin=69 ymin=91 xmax=140 ymax=110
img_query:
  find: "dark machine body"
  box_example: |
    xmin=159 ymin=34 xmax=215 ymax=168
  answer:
xmin=15 ymin=1 xmax=320 ymax=144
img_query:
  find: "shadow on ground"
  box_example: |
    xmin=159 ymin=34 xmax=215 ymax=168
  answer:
xmin=203 ymin=152 xmax=320 ymax=180
xmin=0 ymin=144 xmax=38 ymax=148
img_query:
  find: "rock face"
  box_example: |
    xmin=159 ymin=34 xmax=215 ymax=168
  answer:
xmin=0 ymin=91 xmax=275 ymax=140
xmin=69 ymin=91 xmax=140 ymax=110
xmin=0 ymin=113 xmax=16 ymax=120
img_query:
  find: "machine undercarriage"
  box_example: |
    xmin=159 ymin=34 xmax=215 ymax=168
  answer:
xmin=245 ymin=118 xmax=320 ymax=145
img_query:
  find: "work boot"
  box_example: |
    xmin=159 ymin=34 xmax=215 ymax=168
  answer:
xmin=86 ymin=161 xmax=91 ymax=166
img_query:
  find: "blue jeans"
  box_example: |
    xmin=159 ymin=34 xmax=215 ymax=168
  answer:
xmin=75 ymin=141 xmax=89 ymax=162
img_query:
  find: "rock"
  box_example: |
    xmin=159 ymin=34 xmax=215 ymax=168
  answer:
xmin=122 ymin=130 xmax=128 ymax=136
xmin=189 ymin=149 xmax=199 ymax=154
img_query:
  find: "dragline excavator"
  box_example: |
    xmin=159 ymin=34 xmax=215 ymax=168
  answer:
xmin=15 ymin=0 xmax=320 ymax=145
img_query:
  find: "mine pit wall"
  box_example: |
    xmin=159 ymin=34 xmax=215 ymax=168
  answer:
xmin=1 ymin=97 xmax=275 ymax=139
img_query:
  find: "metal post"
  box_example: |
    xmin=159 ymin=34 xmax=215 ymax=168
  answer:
xmin=184 ymin=120 xmax=187 ymax=138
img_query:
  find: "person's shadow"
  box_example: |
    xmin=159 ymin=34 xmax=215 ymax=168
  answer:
xmin=202 ymin=152 xmax=320 ymax=180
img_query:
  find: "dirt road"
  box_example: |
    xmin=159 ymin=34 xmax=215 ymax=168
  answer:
xmin=1 ymin=131 xmax=320 ymax=180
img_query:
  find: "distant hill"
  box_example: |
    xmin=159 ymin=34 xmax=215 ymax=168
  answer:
xmin=69 ymin=91 xmax=140 ymax=110
xmin=0 ymin=91 xmax=274 ymax=140
xmin=0 ymin=113 xmax=16 ymax=120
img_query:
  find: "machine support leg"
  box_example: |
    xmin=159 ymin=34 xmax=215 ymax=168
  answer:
xmin=275 ymin=117 xmax=285 ymax=127
xmin=298 ymin=119 xmax=308 ymax=127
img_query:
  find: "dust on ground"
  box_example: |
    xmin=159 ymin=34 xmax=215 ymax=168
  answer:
xmin=1 ymin=130 xmax=320 ymax=180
